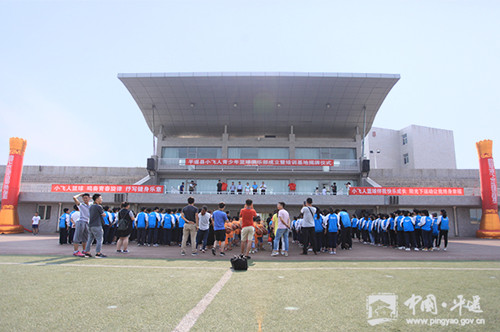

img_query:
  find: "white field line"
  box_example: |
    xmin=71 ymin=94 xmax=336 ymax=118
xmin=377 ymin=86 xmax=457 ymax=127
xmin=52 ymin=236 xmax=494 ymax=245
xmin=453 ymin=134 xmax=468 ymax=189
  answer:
xmin=0 ymin=262 xmax=226 ymax=270
xmin=172 ymin=269 xmax=233 ymax=332
xmin=0 ymin=261 xmax=500 ymax=271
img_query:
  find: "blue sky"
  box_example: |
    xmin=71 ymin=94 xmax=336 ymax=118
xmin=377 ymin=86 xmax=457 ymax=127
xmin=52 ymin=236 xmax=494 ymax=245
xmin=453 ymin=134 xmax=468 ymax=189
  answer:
xmin=0 ymin=0 xmax=498 ymax=169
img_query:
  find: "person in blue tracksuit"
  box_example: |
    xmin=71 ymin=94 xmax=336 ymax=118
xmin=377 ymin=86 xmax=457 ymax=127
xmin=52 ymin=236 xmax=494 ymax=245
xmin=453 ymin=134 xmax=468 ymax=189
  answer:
xmin=58 ymin=208 xmax=70 ymax=245
xmin=368 ymin=215 xmax=375 ymax=245
xmin=148 ymin=207 xmax=160 ymax=246
xmin=326 ymin=209 xmax=340 ymax=254
xmin=135 ymin=207 xmax=148 ymax=246
xmin=431 ymin=212 xmax=439 ymax=249
xmin=176 ymin=208 xmax=184 ymax=245
xmin=351 ymin=215 xmax=360 ymax=241
xmin=162 ymin=209 xmax=174 ymax=245
xmin=388 ymin=213 xmax=396 ymax=247
xmin=102 ymin=206 xmax=110 ymax=244
xmin=419 ymin=210 xmax=433 ymax=251
xmin=402 ymin=210 xmax=417 ymax=251
xmin=380 ymin=214 xmax=389 ymax=246
xmin=313 ymin=207 xmax=324 ymax=253
xmin=339 ymin=209 xmax=352 ymax=249
xmin=413 ymin=210 xmax=422 ymax=249
xmin=396 ymin=211 xmax=405 ymax=249
xmin=438 ymin=209 xmax=449 ymax=250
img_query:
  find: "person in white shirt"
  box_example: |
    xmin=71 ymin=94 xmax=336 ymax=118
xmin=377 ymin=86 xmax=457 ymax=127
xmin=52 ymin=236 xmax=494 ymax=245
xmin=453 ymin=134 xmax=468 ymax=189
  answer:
xmin=32 ymin=212 xmax=41 ymax=235
xmin=300 ymin=198 xmax=317 ymax=255
xmin=195 ymin=206 xmax=211 ymax=253
xmin=260 ymin=181 xmax=267 ymax=195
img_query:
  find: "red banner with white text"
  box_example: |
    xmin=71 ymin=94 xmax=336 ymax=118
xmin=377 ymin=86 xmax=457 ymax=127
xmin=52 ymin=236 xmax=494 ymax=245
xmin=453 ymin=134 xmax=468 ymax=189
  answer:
xmin=185 ymin=158 xmax=334 ymax=166
xmin=478 ymin=157 xmax=498 ymax=211
xmin=349 ymin=187 xmax=464 ymax=196
xmin=51 ymin=184 xmax=164 ymax=194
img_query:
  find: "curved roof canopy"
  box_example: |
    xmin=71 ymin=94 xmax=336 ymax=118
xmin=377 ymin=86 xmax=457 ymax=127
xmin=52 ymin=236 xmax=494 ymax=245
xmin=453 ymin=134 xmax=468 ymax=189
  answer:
xmin=118 ymin=72 xmax=399 ymax=138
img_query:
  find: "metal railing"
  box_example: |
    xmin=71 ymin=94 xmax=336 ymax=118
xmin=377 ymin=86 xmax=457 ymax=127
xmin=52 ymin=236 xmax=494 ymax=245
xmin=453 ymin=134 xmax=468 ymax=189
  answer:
xmin=17 ymin=182 xmax=490 ymax=197
xmin=157 ymin=158 xmax=360 ymax=172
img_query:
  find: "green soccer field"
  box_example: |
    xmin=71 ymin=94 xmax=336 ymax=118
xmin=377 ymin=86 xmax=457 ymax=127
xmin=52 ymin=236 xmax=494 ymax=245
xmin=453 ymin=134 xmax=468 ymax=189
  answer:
xmin=0 ymin=255 xmax=499 ymax=332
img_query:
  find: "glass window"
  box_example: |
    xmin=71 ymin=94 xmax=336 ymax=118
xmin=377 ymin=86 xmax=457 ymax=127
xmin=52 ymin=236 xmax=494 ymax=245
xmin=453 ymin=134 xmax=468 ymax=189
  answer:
xmin=470 ymin=209 xmax=481 ymax=224
xmin=402 ymin=133 xmax=408 ymax=145
xmin=161 ymin=147 xmax=221 ymax=159
xmin=295 ymin=148 xmax=356 ymax=160
xmin=37 ymin=205 xmax=52 ymax=220
xmin=228 ymin=148 xmax=289 ymax=159
xmin=403 ymin=153 xmax=410 ymax=165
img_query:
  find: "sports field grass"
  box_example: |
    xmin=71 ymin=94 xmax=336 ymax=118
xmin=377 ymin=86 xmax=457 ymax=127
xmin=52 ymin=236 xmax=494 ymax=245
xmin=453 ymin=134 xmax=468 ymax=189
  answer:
xmin=1 ymin=255 xmax=499 ymax=331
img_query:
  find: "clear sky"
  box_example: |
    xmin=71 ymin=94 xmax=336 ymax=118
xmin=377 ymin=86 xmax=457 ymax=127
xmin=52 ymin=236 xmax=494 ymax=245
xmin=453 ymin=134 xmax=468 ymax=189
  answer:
xmin=0 ymin=0 xmax=498 ymax=169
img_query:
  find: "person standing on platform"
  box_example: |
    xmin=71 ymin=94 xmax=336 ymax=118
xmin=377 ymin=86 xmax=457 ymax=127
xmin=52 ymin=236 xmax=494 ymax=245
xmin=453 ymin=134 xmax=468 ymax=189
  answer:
xmin=217 ymin=180 xmax=223 ymax=194
xmin=260 ymin=181 xmax=267 ymax=195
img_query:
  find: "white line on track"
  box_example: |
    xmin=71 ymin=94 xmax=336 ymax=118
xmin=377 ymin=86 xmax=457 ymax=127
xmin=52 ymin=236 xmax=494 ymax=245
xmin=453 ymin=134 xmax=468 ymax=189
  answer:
xmin=1 ymin=262 xmax=500 ymax=271
xmin=172 ymin=269 xmax=232 ymax=332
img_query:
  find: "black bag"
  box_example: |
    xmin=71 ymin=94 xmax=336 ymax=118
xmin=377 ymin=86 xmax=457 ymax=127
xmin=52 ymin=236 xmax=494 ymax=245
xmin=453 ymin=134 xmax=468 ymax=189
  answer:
xmin=117 ymin=209 xmax=129 ymax=231
xmin=230 ymin=255 xmax=248 ymax=271
xmin=117 ymin=219 xmax=127 ymax=231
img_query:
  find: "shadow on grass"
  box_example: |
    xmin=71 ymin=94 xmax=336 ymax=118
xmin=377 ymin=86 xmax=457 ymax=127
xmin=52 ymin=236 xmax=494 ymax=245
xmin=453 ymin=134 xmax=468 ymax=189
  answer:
xmin=25 ymin=256 xmax=82 ymax=265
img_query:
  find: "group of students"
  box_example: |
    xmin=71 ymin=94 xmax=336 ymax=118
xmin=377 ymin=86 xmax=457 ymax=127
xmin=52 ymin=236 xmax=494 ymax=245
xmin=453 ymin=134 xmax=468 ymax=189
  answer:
xmin=350 ymin=209 xmax=450 ymax=251
xmin=283 ymin=205 xmax=450 ymax=254
xmin=60 ymin=193 xmax=451 ymax=258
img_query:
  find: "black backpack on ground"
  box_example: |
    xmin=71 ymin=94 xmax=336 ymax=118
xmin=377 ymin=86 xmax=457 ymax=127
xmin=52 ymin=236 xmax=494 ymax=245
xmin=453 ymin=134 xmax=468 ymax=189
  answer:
xmin=230 ymin=255 xmax=248 ymax=271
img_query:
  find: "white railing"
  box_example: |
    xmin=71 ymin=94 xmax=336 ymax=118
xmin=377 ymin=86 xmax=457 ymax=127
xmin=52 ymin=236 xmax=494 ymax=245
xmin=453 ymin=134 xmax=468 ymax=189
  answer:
xmin=157 ymin=158 xmax=360 ymax=172
xmin=16 ymin=182 xmax=490 ymax=197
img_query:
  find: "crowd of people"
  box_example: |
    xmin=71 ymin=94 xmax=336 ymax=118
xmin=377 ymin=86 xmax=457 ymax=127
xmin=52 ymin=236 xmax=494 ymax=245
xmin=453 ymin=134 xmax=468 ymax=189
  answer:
xmin=58 ymin=193 xmax=451 ymax=258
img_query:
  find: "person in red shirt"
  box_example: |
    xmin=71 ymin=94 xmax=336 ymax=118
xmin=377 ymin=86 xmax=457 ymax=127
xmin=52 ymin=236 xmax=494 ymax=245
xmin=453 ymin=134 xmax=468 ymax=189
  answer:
xmin=239 ymin=199 xmax=257 ymax=259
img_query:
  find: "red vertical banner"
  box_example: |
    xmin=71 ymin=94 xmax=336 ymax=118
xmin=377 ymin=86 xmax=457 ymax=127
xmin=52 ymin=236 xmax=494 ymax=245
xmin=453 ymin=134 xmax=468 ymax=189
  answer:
xmin=476 ymin=140 xmax=500 ymax=239
xmin=0 ymin=137 xmax=27 ymax=234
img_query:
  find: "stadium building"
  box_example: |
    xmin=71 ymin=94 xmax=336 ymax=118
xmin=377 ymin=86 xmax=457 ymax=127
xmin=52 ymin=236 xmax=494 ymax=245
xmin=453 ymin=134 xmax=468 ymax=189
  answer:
xmin=0 ymin=72 xmax=496 ymax=237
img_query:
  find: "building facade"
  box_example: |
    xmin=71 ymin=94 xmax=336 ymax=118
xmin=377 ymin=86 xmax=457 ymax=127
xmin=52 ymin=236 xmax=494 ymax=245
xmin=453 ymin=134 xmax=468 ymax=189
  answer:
xmin=366 ymin=125 xmax=457 ymax=169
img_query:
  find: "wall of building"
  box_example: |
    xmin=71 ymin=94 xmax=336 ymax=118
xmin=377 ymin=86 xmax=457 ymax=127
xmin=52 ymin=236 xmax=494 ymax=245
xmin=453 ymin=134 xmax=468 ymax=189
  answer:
xmin=0 ymin=165 xmax=148 ymax=185
xmin=367 ymin=125 xmax=457 ymax=170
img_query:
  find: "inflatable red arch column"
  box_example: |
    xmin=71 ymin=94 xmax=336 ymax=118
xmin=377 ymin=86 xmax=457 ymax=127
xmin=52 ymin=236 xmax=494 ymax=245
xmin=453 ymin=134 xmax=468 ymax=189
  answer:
xmin=0 ymin=137 xmax=27 ymax=234
xmin=476 ymin=139 xmax=500 ymax=238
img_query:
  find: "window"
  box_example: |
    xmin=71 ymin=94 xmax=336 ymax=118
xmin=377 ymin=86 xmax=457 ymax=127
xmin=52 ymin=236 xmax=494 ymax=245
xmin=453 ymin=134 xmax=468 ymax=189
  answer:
xmin=228 ymin=147 xmax=289 ymax=159
xmin=37 ymin=205 xmax=52 ymax=220
xmin=161 ymin=147 xmax=222 ymax=159
xmin=403 ymin=153 xmax=410 ymax=165
xmin=295 ymin=148 xmax=356 ymax=160
xmin=402 ymin=133 xmax=408 ymax=145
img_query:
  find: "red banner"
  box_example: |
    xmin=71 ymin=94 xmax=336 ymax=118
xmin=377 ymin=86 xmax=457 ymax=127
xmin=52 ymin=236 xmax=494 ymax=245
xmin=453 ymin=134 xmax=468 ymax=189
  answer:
xmin=478 ymin=157 xmax=498 ymax=211
xmin=51 ymin=184 xmax=165 ymax=194
xmin=185 ymin=158 xmax=334 ymax=166
xmin=349 ymin=187 xmax=464 ymax=196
